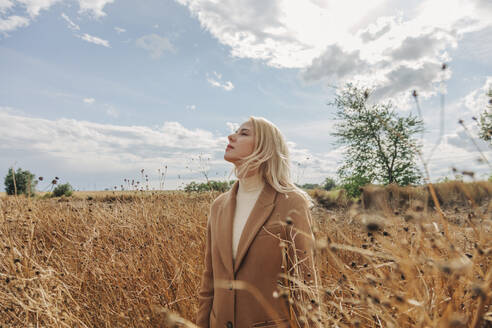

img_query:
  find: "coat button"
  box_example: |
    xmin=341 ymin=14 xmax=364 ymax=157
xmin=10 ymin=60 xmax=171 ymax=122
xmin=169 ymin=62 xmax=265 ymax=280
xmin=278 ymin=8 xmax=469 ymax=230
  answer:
xmin=226 ymin=321 xmax=233 ymax=328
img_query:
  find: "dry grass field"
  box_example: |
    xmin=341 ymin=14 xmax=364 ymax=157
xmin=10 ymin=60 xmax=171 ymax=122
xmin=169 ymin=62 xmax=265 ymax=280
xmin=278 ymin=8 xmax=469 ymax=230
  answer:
xmin=1 ymin=182 xmax=491 ymax=327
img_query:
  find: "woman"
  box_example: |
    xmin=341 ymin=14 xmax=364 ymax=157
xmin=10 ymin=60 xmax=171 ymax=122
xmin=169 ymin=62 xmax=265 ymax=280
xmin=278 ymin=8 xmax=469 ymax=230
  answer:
xmin=196 ymin=116 xmax=318 ymax=328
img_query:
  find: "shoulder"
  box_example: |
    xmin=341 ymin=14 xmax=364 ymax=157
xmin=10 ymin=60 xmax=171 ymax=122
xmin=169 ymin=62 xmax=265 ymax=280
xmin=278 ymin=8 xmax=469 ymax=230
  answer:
xmin=276 ymin=189 xmax=310 ymax=210
xmin=209 ymin=190 xmax=230 ymax=212
xmin=276 ymin=189 xmax=314 ymax=230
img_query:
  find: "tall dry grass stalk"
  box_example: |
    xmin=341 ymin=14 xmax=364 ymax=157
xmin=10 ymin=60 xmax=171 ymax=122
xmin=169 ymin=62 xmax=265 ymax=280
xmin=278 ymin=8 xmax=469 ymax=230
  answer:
xmin=1 ymin=185 xmax=491 ymax=327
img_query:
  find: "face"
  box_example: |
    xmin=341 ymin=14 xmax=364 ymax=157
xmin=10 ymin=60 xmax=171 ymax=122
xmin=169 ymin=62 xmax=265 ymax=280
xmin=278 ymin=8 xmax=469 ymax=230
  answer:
xmin=224 ymin=121 xmax=255 ymax=165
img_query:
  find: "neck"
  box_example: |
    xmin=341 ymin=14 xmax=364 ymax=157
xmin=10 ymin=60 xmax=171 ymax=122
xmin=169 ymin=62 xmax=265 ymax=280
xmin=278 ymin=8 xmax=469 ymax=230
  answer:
xmin=238 ymin=172 xmax=264 ymax=193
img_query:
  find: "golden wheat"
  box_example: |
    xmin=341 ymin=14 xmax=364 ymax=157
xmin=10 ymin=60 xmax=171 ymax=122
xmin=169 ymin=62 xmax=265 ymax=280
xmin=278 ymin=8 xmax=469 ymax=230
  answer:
xmin=0 ymin=183 xmax=491 ymax=327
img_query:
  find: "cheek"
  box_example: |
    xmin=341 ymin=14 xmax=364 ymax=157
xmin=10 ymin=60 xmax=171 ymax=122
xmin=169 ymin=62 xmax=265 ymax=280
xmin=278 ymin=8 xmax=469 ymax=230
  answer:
xmin=232 ymin=137 xmax=255 ymax=158
xmin=245 ymin=138 xmax=255 ymax=154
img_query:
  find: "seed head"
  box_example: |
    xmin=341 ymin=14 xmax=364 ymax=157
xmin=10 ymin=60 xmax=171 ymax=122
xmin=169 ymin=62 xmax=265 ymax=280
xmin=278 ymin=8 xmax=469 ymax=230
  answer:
xmin=394 ymin=294 xmax=405 ymax=303
xmin=366 ymin=221 xmax=380 ymax=232
xmin=471 ymin=284 xmax=486 ymax=299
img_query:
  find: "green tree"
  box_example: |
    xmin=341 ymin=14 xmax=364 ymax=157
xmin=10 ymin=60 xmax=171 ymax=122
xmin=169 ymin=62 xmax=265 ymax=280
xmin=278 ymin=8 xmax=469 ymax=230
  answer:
xmin=331 ymin=84 xmax=424 ymax=196
xmin=478 ymin=88 xmax=492 ymax=142
xmin=52 ymin=183 xmax=73 ymax=197
xmin=322 ymin=177 xmax=336 ymax=191
xmin=4 ymin=168 xmax=38 ymax=196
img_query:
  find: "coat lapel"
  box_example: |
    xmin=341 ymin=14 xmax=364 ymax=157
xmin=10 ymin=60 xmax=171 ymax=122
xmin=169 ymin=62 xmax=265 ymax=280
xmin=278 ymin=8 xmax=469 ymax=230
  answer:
xmin=217 ymin=181 xmax=238 ymax=274
xmin=233 ymin=182 xmax=277 ymax=273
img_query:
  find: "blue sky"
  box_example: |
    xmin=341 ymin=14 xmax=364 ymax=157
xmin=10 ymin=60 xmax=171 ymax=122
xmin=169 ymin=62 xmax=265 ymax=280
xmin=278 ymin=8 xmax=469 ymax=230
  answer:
xmin=1 ymin=0 xmax=491 ymax=191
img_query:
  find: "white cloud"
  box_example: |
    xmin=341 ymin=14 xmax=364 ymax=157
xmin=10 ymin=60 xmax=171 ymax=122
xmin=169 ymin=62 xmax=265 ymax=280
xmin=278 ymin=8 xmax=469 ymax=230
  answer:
xmin=207 ymin=71 xmax=234 ymax=91
xmin=114 ymin=26 xmax=125 ymax=33
xmin=385 ymin=30 xmax=456 ymax=61
xmin=359 ymin=16 xmax=396 ymax=43
xmin=0 ymin=108 xmax=225 ymax=175
xmin=226 ymin=122 xmax=239 ymax=133
xmin=83 ymin=97 xmax=95 ymax=104
xmin=369 ymin=60 xmax=450 ymax=104
xmin=0 ymin=0 xmax=113 ymax=36
xmin=0 ymin=0 xmax=14 ymax=14
xmin=0 ymin=15 xmax=29 ymax=32
xmin=176 ymin=0 xmax=385 ymax=68
xmin=461 ymin=76 xmax=492 ymax=117
xmin=61 ymin=13 xmax=80 ymax=30
xmin=178 ymin=0 xmax=492 ymax=103
xmin=208 ymin=79 xmax=234 ymax=91
xmin=302 ymin=44 xmax=365 ymax=82
xmin=446 ymin=129 xmax=490 ymax=153
xmin=16 ymin=0 xmax=61 ymax=18
xmin=77 ymin=0 xmax=114 ymax=18
xmin=135 ymin=33 xmax=175 ymax=59
xmin=287 ymin=140 xmax=343 ymax=184
xmin=77 ymin=32 xmax=110 ymax=47
xmin=186 ymin=104 xmax=196 ymax=110
xmin=426 ymin=133 xmax=492 ymax=180
xmin=474 ymin=0 xmax=492 ymax=18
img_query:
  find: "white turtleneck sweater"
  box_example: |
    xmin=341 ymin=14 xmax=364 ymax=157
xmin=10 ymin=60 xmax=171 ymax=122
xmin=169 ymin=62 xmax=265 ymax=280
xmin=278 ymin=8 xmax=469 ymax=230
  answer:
xmin=232 ymin=173 xmax=265 ymax=260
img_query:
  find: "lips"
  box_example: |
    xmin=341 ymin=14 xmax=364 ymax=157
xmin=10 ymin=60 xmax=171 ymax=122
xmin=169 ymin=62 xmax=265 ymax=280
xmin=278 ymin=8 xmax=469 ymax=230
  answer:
xmin=226 ymin=144 xmax=234 ymax=151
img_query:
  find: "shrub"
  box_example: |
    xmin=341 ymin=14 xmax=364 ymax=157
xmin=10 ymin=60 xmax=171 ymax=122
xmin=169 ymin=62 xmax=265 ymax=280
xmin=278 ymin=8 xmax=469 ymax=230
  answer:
xmin=297 ymin=183 xmax=320 ymax=190
xmin=4 ymin=168 xmax=37 ymax=196
xmin=341 ymin=174 xmax=371 ymax=198
xmin=184 ymin=180 xmax=234 ymax=192
xmin=53 ymin=183 xmax=73 ymax=197
xmin=311 ymin=188 xmax=351 ymax=209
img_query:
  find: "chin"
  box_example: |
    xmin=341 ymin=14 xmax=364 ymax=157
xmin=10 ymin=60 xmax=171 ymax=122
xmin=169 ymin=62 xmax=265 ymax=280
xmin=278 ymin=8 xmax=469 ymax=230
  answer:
xmin=224 ymin=153 xmax=233 ymax=162
xmin=224 ymin=153 xmax=238 ymax=164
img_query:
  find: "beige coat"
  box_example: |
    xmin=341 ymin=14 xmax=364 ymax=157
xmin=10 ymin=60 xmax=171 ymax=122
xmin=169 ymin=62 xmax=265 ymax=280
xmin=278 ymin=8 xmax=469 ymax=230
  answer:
xmin=196 ymin=181 xmax=316 ymax=328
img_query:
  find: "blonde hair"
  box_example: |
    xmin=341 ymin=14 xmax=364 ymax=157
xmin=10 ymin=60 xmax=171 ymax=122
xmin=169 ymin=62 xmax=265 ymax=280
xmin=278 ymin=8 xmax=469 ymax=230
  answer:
xmin=234 ymin=116 xmax=313 ymax=207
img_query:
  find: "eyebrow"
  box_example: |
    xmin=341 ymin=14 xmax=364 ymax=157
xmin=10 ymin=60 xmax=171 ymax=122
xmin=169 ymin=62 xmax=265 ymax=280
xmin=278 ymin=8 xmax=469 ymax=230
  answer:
xmin=235 ymin=128 xmax=250 ymax=133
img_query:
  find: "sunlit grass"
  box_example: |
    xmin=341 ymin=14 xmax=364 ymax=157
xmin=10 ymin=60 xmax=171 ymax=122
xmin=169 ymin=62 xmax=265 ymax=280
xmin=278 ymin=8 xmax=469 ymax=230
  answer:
xmin=0 ymin=182 xmax=491 ymax=327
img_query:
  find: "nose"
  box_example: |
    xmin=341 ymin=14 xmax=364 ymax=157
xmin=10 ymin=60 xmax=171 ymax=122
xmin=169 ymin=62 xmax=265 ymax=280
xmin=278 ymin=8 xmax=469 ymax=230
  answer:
xmin=228 ymin=133 xmax=236 ymax=142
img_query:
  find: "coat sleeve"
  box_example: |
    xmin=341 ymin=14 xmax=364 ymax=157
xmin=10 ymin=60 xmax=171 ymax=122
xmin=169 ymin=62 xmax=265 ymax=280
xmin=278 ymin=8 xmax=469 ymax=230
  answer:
xmin=196 ymin=209 xmax=214 ymax=328
xmin=285 ymin=198 xmax=320 ymax=327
